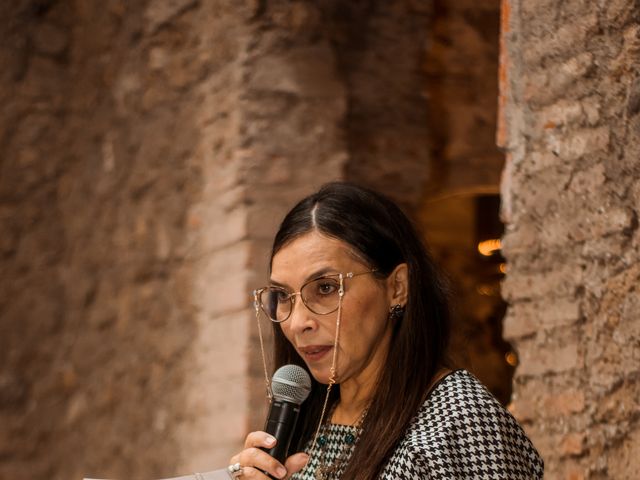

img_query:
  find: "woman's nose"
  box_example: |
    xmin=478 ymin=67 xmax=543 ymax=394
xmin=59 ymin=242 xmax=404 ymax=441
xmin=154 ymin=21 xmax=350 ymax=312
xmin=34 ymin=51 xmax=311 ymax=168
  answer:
xmin=287 ymin=295 xmax=315 ymax=334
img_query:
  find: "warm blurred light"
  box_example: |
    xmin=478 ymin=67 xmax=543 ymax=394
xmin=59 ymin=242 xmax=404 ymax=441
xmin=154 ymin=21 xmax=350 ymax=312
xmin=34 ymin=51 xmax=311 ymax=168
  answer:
xmin=499 ymin=263 xmax=507 ymax=274
xmin=478 ymin=238 xmax=501 ymax=256
xmin=505 ymin=351 xmax=518 ymax=366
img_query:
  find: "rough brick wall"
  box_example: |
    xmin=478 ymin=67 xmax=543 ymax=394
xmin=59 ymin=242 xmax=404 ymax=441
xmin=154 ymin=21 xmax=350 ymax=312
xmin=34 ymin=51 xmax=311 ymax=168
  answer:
xmin=1 ymin=1 xmax=349 ymax=477
xmin=0 ymin=1 xmax=256 ymax=477
xmin=0 ymin=3 xmax=76 ymax=476
xmin=500 ymin=1 xmax=640 ymax=478
xmin=3 ymin=1 xmax=202 ymax=477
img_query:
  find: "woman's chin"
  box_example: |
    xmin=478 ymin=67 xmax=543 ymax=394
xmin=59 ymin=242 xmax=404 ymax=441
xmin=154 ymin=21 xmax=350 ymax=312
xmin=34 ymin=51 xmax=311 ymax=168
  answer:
xmin=305 ymin=365 xmax=332 ymax=385
xmin=306 ymin=366 xmax=348 ymax=386
xmin=310 ymin=371 xmax=330 ymax=384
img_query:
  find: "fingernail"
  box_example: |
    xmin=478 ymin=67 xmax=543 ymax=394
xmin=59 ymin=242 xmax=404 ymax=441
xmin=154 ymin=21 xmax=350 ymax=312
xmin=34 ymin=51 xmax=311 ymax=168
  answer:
xmin=277 ymin=466 xmax=287 ymax=478
xmin=265 ymin=435 xmax=276 ymax=446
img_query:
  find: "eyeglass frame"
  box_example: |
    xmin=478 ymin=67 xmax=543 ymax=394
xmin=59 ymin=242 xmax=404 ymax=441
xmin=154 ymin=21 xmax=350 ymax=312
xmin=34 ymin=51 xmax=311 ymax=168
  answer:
xmin=253 ymin=269 xmax=378 ymax=323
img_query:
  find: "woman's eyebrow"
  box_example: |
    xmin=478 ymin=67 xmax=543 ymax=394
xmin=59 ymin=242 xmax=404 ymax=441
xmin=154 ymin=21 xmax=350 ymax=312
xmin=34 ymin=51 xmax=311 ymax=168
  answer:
xmin=268 ymin=279 xmax=290 ymax=289
xmin=269 ymin=267 xmax=337 ymax=289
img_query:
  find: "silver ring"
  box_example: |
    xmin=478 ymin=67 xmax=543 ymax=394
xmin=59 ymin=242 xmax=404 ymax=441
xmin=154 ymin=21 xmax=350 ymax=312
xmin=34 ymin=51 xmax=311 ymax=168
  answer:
xmin=227 ymin=462 xmax=243 ymax=478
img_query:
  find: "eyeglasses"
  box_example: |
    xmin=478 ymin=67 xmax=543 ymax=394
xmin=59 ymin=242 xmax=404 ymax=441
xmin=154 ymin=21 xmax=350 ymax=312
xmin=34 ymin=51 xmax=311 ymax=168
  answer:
xmin=254 ymin=270 xmax=377 ymax=323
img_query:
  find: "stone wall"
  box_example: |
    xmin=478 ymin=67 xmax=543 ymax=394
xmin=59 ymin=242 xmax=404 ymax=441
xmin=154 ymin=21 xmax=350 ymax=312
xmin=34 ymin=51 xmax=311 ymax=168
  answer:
xmin=1 ymin=1 xmax=349 ymax=478
xmin=0 ymin=1 xmax=255 ymax=478
xmin=1 ymin=3 xmax=75 ymax=477
xmin=500 ymin=0 xmax=640 ymax=478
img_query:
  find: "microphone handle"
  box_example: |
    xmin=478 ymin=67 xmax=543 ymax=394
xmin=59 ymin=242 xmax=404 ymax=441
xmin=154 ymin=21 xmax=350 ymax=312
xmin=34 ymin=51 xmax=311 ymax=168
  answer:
xmin=261 ymin=399 xmax=301 ymax=463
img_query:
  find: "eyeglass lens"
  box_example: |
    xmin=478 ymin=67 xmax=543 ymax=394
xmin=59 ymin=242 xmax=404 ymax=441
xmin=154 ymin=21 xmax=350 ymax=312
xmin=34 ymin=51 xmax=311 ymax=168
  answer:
xmin=261 ymin=277 xmax=341 ymax=322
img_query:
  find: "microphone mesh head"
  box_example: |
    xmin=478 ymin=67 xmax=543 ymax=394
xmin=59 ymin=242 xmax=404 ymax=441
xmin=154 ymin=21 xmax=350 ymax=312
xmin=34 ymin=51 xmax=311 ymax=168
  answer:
xmin=271 ymin=364 xmax=312 ymax=404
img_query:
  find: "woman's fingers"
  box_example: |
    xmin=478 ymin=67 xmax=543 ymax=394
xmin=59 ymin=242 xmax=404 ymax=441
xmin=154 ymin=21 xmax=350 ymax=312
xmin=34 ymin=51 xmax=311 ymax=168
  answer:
xmin=244 ymin=431 xmax=277 ymax=449
xmin=284 ymin=452 xmax=309 ymax=478
xmin=229 ymin=446 xmax=288 ymax=479
xmin=235 ymin=466 xmax=277 ymax=479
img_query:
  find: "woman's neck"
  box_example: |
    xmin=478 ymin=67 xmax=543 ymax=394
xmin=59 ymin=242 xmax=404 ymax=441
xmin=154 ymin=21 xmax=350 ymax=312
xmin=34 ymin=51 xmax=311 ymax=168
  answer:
xmin=331 ymin=345 xmax=387 ymax=425
xmin=332 ymin=382 xmax=373 ymax=425
xmin=331 ymin=365 xmax=452 ymax=425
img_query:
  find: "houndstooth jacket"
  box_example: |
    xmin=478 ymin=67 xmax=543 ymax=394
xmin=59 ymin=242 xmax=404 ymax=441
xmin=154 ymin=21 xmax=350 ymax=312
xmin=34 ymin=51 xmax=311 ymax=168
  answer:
xmin=292 ymin=369 xmax=544 ymax=479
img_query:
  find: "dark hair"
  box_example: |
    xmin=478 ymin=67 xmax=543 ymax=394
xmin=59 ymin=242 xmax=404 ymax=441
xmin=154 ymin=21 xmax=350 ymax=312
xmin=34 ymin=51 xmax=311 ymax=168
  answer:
xmin=270 ymin=182 xmax=450 ymax=480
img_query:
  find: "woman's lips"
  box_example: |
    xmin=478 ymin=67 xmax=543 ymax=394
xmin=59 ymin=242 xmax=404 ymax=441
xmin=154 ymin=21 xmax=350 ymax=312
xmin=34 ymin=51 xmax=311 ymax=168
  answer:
xmin=299 ymin=345 xmax=332 ymax=362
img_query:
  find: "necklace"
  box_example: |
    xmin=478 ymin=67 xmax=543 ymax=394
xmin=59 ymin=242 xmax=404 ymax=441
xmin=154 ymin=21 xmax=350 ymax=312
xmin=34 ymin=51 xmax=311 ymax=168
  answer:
xmin=313 ymin=404 xmax=368 ymax=480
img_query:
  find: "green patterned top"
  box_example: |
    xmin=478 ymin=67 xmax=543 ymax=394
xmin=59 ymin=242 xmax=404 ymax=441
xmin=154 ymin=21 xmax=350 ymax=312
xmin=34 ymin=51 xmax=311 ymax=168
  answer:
xmin=291 ymin=422 xmax=360 ymax=480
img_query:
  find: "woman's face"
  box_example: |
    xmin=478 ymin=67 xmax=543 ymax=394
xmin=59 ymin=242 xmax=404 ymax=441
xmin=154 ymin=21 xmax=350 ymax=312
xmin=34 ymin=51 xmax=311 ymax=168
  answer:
xmin=270 ymin=230 xmax=407 ymax=386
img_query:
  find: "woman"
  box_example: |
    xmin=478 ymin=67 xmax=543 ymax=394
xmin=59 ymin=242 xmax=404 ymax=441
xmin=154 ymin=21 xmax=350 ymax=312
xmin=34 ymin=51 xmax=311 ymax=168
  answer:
xmin=229 ymin=182 xmax=543 ymax=479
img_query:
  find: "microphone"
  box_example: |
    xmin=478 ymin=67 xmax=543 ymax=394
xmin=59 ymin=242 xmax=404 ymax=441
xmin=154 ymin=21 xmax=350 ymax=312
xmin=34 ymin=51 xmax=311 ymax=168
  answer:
xmin=261 ymin=364 xmax=312 ymax=463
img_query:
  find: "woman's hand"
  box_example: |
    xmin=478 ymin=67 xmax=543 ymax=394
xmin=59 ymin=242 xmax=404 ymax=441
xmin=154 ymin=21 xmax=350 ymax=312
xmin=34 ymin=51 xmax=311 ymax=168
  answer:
xmin=228 ymin=431 xmax=309 ymax=479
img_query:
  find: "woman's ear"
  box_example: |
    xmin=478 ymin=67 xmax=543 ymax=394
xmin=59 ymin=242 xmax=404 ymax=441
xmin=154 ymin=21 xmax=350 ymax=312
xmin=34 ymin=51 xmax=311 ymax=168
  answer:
xmin=387 ymin=263 xmax=409 ymax=307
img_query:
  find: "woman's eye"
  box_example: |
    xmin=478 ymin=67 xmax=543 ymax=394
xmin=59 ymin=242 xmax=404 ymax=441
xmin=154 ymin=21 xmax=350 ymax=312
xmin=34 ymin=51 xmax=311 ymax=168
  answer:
xmin=317 ymin=282 xmax=337 ymax=295
xmin=275 ymin=290 xmax=289 ymax=302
